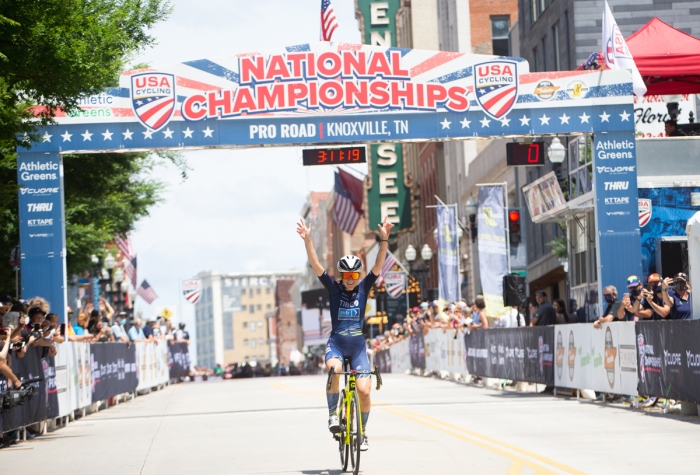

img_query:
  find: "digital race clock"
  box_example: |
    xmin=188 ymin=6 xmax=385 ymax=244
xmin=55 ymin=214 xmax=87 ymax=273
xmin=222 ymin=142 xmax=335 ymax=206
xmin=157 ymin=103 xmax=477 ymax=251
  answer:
xmin=506 ymin=142 xmax=546 ymax=166
xmin=302 ymin=146 xmax=367 ymax=166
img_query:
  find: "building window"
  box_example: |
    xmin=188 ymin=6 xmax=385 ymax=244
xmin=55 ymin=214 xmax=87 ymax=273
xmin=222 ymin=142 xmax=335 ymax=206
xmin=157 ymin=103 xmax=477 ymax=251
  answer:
xmin=530 ymin=0 xmax=537 ymax=25
xmin=250 ymin=322 xmax=256 ymax=332
xmin=541 ymin=36 xmax=547 ymax=71
xmin=568 ymin=135 xmax=593 ymax=200
xmin=258 ymin=321 xmax=264 ymax=328
xmin=256 ymin=288 xmax=261 ymax=294
xmin=266 ymin=304 xmax=272 ymax=310
xmin=242 ymin=305 xmax=247 ymax=311
xmin=248 ymin=288 xmax=253 ymax=297
xmin=552 ymin=23 xmax=561 ymax=71
xmin=257 ymin=304 xmax=262 ymax=311
xmin=243 ymin=338 xmax=249 ymax=345
xmin=251 ymin=339 xmax=257 ymax=348
xmin=266 ymin=288 xmax=271 ymax=294
xmin=532 ymin=47 xmax=538 ymax=72
xmin=564 ymin=11 xmax=571 ymax=70
xmin=249 ymin=306 xmax=254 ymax=314
xmin=243 ymin=321 xmax=247 ymax=328
xmin=258 ymin=338 xmax=264 ymax=345
xmin=244 ymin=356 xmax=249 ymax=362
xmin=491 ymin=16 xmax=510 ymax=56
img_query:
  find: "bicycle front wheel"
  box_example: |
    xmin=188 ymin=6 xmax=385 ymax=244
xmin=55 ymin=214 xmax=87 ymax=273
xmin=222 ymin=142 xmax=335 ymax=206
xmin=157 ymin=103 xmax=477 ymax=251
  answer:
xmin=349 ymin=390 xmax=361 ymax=475
xmin=338 ymin=390 xmax=349 ymax=471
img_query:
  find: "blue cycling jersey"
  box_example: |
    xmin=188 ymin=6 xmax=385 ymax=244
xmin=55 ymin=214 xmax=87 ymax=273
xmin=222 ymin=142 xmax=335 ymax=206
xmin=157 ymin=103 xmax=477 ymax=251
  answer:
xmin=318 ymin=271 xmax=378 ymax=337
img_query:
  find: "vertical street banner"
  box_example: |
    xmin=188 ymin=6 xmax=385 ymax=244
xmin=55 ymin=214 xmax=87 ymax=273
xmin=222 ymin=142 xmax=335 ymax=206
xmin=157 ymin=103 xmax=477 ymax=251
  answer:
xmin=593 ymin=130 xmax=642 ymax=314
xmin=437 ymin=203 xmax=460 ymax=303
xmin=17 ymin=151 xmax=67 ymax=323
xmin=477 ymin=185 xmax=508 ymax=317
xmin=357 ymin=1 xmax=412 ymax=236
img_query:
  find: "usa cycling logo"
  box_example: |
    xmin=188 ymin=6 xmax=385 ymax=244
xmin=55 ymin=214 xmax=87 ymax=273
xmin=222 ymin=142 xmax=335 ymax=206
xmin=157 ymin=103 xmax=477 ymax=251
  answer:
xmin=131 ymin=72 xmax=176 ymax=131
xmin=473 ymin=61 xmax=518 ymax=119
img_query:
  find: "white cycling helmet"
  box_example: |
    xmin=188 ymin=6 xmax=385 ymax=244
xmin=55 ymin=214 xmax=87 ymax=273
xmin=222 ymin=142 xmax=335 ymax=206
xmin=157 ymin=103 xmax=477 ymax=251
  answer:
xmin=337 ymin=255 xmax=363 ymax=273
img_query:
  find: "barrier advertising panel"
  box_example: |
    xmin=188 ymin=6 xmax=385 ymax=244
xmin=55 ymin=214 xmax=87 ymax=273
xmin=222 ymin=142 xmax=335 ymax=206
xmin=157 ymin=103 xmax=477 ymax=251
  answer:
xmin=465 ymin=327 xmax=554 ymax=385
xmin=553 ymin=323 xmax=638 ymax=396
xmin=68 ymin=342 xmax=92 ymax=411
xmin=168 ymin=342 xmax=191 ymax=379
xmin=135 ymin=340 xmax=170 ymax=391
xmin=90 ymin=343 xmax=138 ymax=401
xmin=389 ymin=338 xmax=411 ymax=374
xmin=636 ymin=320 xmax=700 ymax=403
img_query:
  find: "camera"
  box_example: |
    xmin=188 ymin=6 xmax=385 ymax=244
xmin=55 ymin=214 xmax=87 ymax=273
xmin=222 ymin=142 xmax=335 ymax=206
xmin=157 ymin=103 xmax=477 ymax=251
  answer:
xmin=1 ymin=378 xmax=42 ymax=412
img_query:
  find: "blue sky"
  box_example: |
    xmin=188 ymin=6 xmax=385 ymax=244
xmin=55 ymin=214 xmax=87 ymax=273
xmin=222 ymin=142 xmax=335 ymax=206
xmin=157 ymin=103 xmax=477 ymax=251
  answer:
xmin=130 ymin=1 xmax=367 ymax=360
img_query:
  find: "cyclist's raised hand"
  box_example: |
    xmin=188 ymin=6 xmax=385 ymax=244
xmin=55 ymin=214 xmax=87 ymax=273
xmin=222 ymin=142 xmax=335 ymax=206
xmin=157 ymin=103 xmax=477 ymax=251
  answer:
xmin=378 ymin=216 xmax=394 ymax=241
xmin=297 ymin=219 xmax=311 ymax=240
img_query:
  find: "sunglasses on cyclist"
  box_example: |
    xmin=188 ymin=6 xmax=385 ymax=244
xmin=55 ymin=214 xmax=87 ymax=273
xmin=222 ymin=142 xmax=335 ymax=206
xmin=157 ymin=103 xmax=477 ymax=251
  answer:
xmin=341 ymin=272 xmax=360 ymax=280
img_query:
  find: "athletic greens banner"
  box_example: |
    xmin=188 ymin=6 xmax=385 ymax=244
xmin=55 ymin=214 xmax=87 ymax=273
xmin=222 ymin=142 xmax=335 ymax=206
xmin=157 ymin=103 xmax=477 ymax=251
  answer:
xmin=437 ymin=203 xmax=460 ymax=303
xmin=477 ymin=186 xmax=508 ymax=317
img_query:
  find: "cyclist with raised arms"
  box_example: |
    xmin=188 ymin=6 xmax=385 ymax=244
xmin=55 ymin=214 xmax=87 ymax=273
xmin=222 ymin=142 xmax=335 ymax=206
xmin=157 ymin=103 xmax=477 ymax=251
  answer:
xmin=297 ymin=216 xmax=393 ymax=452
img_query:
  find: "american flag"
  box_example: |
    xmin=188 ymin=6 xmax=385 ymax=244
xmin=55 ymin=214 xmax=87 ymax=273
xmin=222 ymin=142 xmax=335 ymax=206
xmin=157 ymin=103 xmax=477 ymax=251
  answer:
xmin=320 ymin=0 xmax=338 ymax=42
xmin=136 ymin=279 xmax=158 ymax=304
xmin=333 ymin=169 xmax=362 ymax=234
xmin=114 ymin=233 xmax=133 ymax=259
xmin=376 ymin=250 xmax=400 ymax=286
xmin=124 ymin=255 xmax=137 ymax=288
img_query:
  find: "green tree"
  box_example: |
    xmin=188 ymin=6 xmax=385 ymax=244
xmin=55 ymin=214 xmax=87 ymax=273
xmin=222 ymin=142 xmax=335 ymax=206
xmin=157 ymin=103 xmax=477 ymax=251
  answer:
xmin=0 ymin=0 xmax=172 ymax=292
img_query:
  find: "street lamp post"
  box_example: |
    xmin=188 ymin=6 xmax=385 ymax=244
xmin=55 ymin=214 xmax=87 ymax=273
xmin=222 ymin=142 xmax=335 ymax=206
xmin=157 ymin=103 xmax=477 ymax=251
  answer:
xmin=404 ymin=243 xmax=433 ymax=302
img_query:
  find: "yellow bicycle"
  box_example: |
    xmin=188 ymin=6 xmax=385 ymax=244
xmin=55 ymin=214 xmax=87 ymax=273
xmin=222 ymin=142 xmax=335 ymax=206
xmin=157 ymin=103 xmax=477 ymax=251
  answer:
xmin=326 ymin=359 xmax=382 ymax=475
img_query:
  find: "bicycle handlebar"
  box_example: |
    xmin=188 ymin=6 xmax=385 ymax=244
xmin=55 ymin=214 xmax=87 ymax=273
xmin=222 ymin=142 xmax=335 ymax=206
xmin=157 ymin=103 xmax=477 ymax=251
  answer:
xmin=326 ymin=367 xmax=382 ymax=391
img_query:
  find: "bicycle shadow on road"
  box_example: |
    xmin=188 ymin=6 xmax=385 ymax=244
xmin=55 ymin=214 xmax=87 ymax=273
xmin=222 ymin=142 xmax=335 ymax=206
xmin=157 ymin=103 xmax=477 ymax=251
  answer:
xmin=301 ymin=470 xmax=346 ymax=475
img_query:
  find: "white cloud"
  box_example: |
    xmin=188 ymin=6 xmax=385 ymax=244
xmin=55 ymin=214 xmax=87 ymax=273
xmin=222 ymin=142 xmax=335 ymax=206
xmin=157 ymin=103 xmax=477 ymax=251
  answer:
xmin=130 ymin=1 xmax=365 ymax=363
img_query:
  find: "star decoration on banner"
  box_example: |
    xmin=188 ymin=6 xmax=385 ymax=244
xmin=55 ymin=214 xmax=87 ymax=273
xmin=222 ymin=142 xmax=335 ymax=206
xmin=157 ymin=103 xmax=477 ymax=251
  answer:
xmin=579 ymin=112 xmax=590 ymax=123
xmin=539 ymin=114 xmax=550 ymax=125
xmin=203 ymin=127 xmax=214 ymax=138
xmin=460 ymin=118 xmax=471 ymax=129
xmin=81 ymin=130 xmax=93 ymax=141
xmin=102 ymin=130 xmax=113 ymax=141
xmin=183 ymin=127 xmax=194 ymax=138
xmin=163 ymin=128 xmax=174 ymax=139
xmin=42 ymin=132 xmax=52 ymax=142
xmin=479 ymin=117 xmax=491 ymax=128
xmin=499 ymin=116 xmax=511 ymax=127
xmin=440 ymin=118 xmax=451 ymax=129
xmin=599 ymin=111 xmax=610 ymax=122
xmin=123 ymin=129 xmax=134 ymax=140
xmin=559 ymin=113 xmax=570 ymax=124
xmin=620 ymin=110 xmax=631 ymax=122
xmin=143 ymin=129 xmax=154 ymax=139
xmin=61 ymin=131 xmax=72 ymax=142
xmin=519 ymin=115 xmax=530 ymax=126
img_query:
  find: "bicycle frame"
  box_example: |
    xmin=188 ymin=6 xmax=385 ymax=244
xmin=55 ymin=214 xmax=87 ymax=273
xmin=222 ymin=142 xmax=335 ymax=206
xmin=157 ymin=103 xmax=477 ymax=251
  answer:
xmin=326 ymin=363 xmax=382 ymax=445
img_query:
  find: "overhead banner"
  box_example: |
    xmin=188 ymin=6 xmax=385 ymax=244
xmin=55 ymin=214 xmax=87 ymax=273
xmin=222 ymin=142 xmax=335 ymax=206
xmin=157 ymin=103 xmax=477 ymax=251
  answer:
xmin=477 ymin=186 xmax=508 ymax=317
xmin=553 ymin=323 xmax=638 ymax=396
xmin=634 ymin=94 xmax=696 ymax=138
xmin=437 ymin=203 xmax=460 ymax=303
xmin=90 ymin=343 xmax=138 ymax=401
xmin=636 ymin=320 xmax=700 ymax=403
xmin=464 ymin=327 xmax=554 ymax=385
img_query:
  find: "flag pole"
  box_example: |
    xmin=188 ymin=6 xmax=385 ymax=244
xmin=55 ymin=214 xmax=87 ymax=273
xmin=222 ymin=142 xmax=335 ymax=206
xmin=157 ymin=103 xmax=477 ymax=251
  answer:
xmin=177 ymin=277 xmax=182 ymax=326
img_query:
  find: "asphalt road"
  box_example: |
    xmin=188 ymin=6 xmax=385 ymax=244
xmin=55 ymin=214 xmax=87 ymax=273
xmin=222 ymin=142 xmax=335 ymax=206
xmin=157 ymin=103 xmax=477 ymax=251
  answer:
xmin=2 ymin=374 xmax=699 ymax=474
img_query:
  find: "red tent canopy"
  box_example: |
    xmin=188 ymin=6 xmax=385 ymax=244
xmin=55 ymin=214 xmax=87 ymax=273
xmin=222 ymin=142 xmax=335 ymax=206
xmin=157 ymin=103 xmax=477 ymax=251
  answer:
xmin=626 ymin=17 xmax=700 ymax=95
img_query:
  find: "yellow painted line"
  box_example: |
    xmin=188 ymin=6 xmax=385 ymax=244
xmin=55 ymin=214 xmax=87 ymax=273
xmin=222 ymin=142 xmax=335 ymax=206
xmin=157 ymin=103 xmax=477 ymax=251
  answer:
xmin=507 ymin=461 xmax=525 ymax=475
xmin=384 ymin=406 xmax=586 ymax=475
xmin=396 ymin=406 xmax=586 ymax=475
xmin=382 ymin=407 xmax=558 ymax=475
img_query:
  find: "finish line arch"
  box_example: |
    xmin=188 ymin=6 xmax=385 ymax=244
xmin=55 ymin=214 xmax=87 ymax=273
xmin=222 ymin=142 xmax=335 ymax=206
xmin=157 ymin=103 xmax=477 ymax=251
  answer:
xmin=18 ymin=42 xmax=641 ymax=321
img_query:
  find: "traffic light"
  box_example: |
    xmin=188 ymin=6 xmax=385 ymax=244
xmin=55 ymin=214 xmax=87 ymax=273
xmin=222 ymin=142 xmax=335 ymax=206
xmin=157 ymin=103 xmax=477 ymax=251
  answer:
xmin=508 ymin=209 xmax=521 ymax=246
